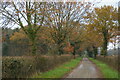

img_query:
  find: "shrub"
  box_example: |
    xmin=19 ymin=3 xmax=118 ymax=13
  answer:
xmin=96 ymin=55 xmax=119 ymax=72
xmin=2 ymin=55 xmax=72 ymax=78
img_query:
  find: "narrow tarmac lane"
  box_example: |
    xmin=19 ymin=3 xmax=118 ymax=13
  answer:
xmin=66 ymin=58 xmax=101 ymax=78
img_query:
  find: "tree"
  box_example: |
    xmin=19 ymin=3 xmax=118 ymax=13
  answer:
xmin=0 ymin=1 xmax=96 ymax=55
xmin=84 ymin=6 xmax=118 ymax=56
xmin=44 ymin=2 xmax=92 ymax=55
xmin=2 ymin=27 xmax=14 ymax=56
xmin=68 ymin=22 xmax=84 ymax=58
xmin=0 ymin=2 xmax=47 ymax=55
xmin=85 ymin=24 xmax=103 ymax=58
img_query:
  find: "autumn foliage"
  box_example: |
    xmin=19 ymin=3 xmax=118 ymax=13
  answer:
xmin=63 ymin=42 xmax=74 ymax=53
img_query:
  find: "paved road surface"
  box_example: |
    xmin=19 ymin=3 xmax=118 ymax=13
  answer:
xmin=66 ymin=58 xmax=101 ymax=78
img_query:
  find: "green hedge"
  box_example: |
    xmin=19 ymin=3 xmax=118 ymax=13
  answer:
xmin=2 ymin=55 xmax=72 ymax=78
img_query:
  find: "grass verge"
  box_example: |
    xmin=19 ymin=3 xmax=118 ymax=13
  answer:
xmin=33 ymin=57 xmax=82 ymax=78
xmin=89 ymin=58 xmax=119 ymax=78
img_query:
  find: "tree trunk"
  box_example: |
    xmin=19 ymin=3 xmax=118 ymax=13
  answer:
xmin=87 ymin=49 xmax=93 ymax=57
xmin=57 ymin=44 xmax=63 ymax=55
xmin=93 ymin=46 xmax=98 ymax=59
xmin=27 ymin=28 xmax=37 ymax=55
xmin=103 ymin=41 xmax=108 ymax=57
xmin=30 ymin=38 xmax=37 ymax=55
xmin=31 ymin=41 xmax=37 ymax=55
xmin=72 ymin=49 xmax=76 ymax=59
xmin=103 ymin=30 xmax=108 ymax=57
xmin=118 ymin=5 xmax=120 ymax=30
xmin=58 ymin=48 xmax=61 ymax=55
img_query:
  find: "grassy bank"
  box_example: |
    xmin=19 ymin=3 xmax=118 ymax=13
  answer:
xmin=89 ymin=58 xmax=119 ymax=78
xmin=33 ymin=57 xmax=82 ymax=78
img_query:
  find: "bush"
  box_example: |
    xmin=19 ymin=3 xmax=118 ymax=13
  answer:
xmin=3 ymin=58 xmax=23 ymax=78
xmin=96 ymin=55 xmax=119 ymax=72
xmin=2 ymin=55 xmax=72 ymax=78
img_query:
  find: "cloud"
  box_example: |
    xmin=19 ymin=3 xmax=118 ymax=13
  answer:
xmin=95 ymin=0 xmax=119 ymax=7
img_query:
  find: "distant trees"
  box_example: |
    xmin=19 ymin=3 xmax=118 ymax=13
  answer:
xmin=1 ymin=2 xmax=46 ymax=55
xmin=1 ymin=1 xmax=92 ymax=55
xmin=2 ymin=28 xmax=14 ymax=56
xmin=1 ymin=1 xmax=118 ymax=57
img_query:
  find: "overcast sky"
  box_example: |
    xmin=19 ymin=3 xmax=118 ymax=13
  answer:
xmin=90 ymin=0 xmax=119 ymax=8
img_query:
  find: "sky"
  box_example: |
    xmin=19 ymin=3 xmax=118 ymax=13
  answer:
xmin=94 ymin=0 xmax=119 ymax=7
